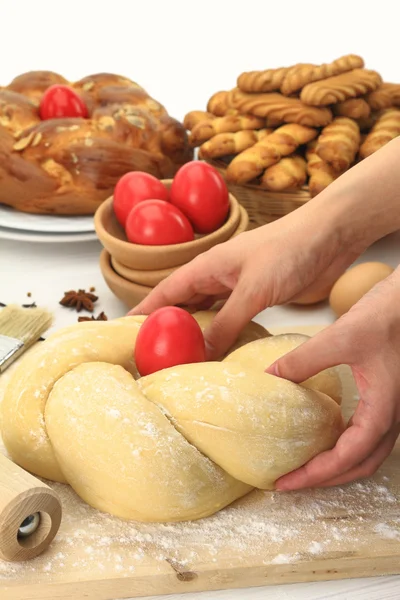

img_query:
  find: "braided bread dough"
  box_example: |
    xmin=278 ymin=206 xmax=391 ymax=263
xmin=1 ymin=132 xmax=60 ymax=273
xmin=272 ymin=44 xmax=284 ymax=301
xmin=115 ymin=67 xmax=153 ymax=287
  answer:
xmin=1 ymin=313 xmax=343 ymax=523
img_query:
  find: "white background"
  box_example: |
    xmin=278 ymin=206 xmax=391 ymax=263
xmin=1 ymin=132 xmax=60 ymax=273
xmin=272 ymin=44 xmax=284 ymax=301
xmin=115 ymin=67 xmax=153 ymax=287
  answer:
xmin=1 ymin=2 xmax=400 ymax=599
xmin=1 ymin=0 xmax=399 ymax=125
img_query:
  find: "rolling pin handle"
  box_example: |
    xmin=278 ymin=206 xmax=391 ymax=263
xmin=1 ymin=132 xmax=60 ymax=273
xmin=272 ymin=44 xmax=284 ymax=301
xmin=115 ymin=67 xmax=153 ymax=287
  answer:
xmin=0 ymin=454 xmax=62 ymax=561
xmin=17 ymin=512 xmax=41 ymax=538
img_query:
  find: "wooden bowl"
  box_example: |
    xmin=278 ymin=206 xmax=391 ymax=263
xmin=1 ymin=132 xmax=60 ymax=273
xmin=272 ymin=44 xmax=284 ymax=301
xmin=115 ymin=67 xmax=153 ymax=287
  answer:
xmin=110 ymin=204 xmax=250 ymax=288
xmin=94 ymin=179 xmax=241 ymax=270
xmin=111 ymin=257 xmax=175 ymax=286
xmin=100 ymin=249 xmax=152 ymax=308
xmin=233 ymin=205 xmax=249 ymax=237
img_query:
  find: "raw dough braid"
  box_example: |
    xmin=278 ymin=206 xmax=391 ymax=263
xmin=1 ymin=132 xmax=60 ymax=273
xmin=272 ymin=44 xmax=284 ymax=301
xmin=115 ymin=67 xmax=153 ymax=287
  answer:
xmin=198 ymin=129 xmax=272 ymax=159
xmin=226 ymin=124 xmax=317 ymax=184
xmin=280 ymin=54 xmax=364 ymax=96
xmin=315 ymin=117 xmax=360 ymax=172
xmin=206 ymin=91 xmax=237 ymax=116
xmin=228 ymin=89 xmax=332 ymax=127
xmin=1 ymin=313 xmax=343 ymax=523
xmin=260 ymin=155 xmax=307 ymax=191
xmin=306 ymin=139 xmax=341 ymax=197
xmin=359 ymin=108 xmax=400 ymax=158
xmin=237 ymin=67 xmax=292 ymax=93
xmin=332 ymin=98 xmax=371 ymax=120
xmin=300 ymin=69 xmax=382 ymax=106
xmin=189 ymin=114 xmax=265 ymax=146
xmin=183 ymin=110 xmax=215 ymax=131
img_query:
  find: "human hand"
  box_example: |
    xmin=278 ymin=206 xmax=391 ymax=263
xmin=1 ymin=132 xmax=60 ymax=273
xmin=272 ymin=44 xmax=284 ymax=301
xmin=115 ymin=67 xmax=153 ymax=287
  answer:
xmin=267 ymin=265 xmax=400 ymax=490
xmin=130 ymin=203 xmax=364 ymax=359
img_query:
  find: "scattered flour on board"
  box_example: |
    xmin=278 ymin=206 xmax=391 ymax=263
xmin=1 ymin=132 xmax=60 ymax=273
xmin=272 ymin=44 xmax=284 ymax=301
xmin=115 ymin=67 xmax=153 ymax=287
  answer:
xmin=0 ymin=458 xmax=399 ymax=583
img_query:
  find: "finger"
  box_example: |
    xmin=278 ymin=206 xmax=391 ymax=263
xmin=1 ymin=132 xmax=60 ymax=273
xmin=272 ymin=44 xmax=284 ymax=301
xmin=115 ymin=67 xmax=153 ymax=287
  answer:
xmin=266 ymin=319 xmax=351 ymax=384
xmin=203 ymin=280 xmax=267 ymax=360
xmin=186 ymin=292 xmax=231 ymax=312
xmin=275 ymin=421 xmax=386 ymax=491
xmin=315 ymin=426 xmax=400 ymax=488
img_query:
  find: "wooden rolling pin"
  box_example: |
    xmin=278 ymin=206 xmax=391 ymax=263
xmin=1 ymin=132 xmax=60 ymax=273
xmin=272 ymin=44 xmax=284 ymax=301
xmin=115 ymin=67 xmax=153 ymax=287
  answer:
xmin=0 ymin=453 xmax=62 ymax=562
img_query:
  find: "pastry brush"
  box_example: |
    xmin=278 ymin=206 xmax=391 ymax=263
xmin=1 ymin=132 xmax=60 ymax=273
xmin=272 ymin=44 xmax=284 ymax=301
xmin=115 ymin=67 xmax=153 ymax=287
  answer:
xmin=0 ymin=305 xmax=53 ymax=373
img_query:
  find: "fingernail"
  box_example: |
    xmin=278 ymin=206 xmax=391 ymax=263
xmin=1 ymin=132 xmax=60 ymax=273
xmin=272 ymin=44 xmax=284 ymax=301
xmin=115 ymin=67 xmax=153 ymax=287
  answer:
xmin=275 ymin=482 xmax=288 ymax=491
xmin=266 ymin=361 xmax=280 ymax=376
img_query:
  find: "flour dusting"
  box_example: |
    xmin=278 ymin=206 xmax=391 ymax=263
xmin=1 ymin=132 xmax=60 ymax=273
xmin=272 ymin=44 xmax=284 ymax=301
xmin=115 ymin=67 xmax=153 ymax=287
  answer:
xmin=0 ymin=460 xmax=399 ymax=584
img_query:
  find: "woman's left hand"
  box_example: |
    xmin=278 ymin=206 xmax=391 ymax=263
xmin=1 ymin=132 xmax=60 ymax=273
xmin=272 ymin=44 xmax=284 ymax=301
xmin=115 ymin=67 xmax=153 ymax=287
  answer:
xmin=267 ymin=265 xmax=400 ymax=490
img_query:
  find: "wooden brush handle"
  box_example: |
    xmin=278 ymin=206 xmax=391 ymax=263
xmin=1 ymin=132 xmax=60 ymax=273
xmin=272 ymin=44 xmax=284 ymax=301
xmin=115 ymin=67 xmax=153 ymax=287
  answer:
xmin=0 ymin=453 xmax=62 ymax=561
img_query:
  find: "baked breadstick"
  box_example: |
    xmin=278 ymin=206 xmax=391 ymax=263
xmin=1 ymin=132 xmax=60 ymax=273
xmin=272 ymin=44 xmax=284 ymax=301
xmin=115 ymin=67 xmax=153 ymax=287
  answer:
xmin=260 ymin=155 xmax=307 ymax=191
xmin=237 ymin=66 xmax=293 ymax=93
xmin=356 ymin=113 xmax=378 ymax=132
xmin=207 ymin=91 xmax=237 ymax=116
xmin=366 ymin=87 xmax=393 ymax=111
xmin=183 ymin=110 xmax=215 ymax=130
xmin=359 ymin=109 xmax=400 ymax=158
xmin=315 ymin=117 xmax=360 ymax=172
xmin=228 ymin=89 xmax=332 ymax=127
xmin=199 ymin=129 xmax=272 ymax=159
xmin=189 ymin=114 xmax=265 ymax=146
xmin=333 ymin=98 xmax=371 ymax=120
xmin=281 ymin=54 xmax=364 ymax=96
xmin=306 ymin=140 xmax=341 ymax=197
xmin=226 ymin=123 xmax=317 ymax=184
xmin=378 ymin=83 xmax=400 ymax=106
xmin=300 ymin=69 xmax=382 ymax=106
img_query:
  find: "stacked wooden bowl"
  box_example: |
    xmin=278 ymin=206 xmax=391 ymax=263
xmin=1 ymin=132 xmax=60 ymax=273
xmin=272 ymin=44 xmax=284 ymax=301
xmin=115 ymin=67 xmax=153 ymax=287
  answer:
xmin=94 ymin=181 xmax=249 ymax=309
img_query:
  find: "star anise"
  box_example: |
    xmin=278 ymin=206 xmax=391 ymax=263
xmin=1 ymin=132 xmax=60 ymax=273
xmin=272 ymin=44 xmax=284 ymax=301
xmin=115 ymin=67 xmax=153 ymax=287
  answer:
xmin=59 ymin=289 xmax=98 ymax=312
xmin=78 ymin=311 xmax=108 ymax=322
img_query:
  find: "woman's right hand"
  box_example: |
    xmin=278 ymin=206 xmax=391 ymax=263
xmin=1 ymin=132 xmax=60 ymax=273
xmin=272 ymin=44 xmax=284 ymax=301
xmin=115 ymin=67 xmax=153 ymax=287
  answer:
xmin=131 ymin=136 xmax=400 ymax=360
xmin=129 ymin=204 xmax=363 ymax=359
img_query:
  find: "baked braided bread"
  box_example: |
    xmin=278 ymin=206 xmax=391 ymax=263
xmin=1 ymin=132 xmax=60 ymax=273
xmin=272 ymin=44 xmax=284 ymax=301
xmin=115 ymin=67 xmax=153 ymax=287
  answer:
xmin=0 ymin=71 xmax=193 ymax=215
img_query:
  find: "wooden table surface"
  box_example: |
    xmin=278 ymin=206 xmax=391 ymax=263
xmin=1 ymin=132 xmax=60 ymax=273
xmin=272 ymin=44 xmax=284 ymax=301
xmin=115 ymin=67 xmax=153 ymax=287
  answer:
xmin=1 ymin=230 xmax=399 ymax=600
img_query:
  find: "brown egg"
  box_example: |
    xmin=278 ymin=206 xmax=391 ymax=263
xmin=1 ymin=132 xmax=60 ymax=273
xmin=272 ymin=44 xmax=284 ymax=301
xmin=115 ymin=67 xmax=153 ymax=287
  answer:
xmin=291 ymin=284 xmax=333 ymax=306
xmin=329 ymin=261 xmax=394 ymax=317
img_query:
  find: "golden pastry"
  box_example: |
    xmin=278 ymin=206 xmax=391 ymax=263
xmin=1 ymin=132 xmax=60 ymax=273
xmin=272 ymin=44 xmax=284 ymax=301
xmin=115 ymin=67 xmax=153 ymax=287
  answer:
xmin=359 ymin=108 xmax=400 ymax=158
xmin=189 ymin=114 xmax=265 ymax=146
xmin=377 ymin=83 xmax=400 ymax=106
xmin=199 ymin=129 xmax=272 ymax=159
xmin=207 ymin=91 xmax=237 ymax=116
xmin=332 ymin=97 xmax=371 ymax=120
xmin=228 ymin=88 xmax=332 ymax=127
xmin=306 ymin=140 xmax=341 ymax=197
xmin=237 ymin=66 xmax=292 ymax=93
xmin=316 ymin=117 xmax=360 ymax=171
xmin=300 ymin=69 xmax=382 ymax=106
xmin=366 ymin=87 xmax=393 ymax=111
xmin=183 ymin=110 xmax=215 ymax=130
xmin=260 ymin=154 xmax=307 ymax=191
xmin=281 ymin=54 xmax=364 ymax=96
xmin=226 ymin=123 xmax=317 ymax=184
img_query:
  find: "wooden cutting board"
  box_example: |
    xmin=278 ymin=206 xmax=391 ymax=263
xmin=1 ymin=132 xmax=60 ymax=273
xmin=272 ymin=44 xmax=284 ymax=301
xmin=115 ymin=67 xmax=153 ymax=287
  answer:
xmin=1 ymin=325 xmax=399 ymax=600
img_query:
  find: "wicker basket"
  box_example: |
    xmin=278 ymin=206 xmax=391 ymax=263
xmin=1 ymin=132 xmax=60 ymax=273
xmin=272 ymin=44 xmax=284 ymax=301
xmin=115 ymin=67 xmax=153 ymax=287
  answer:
xmin=205 ymin=158 xmax=311 ymax=230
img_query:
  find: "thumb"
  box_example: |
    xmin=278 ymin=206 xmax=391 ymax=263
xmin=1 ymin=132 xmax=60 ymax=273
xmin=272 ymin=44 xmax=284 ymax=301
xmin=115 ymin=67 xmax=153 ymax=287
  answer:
xmin=266 ymin=323 xmax=348 ymax=384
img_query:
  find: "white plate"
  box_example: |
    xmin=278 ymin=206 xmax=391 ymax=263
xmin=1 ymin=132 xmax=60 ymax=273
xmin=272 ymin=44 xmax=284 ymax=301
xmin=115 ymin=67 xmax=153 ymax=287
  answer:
xmin=0 ymin=204 xmax=95 ymax=234
xmin=0 ymin=226 xmax=99 ymax=244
